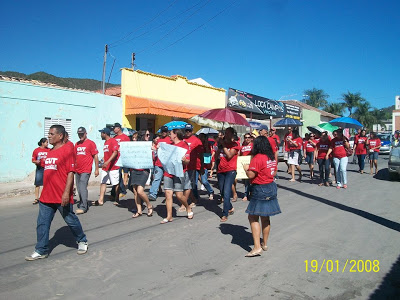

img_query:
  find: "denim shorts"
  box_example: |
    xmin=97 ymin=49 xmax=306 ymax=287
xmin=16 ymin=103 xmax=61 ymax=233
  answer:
xmin=369 ymin=151 xmax=379 ymax=160
xmin=164 ymin=172 xmax=191 ymax=192
xmin=34 ymin=167 xmax=44 ymax=186
xmin=305 ymin=152 xmax=314 ymax=164
xmin=246 ymin=182 xmax=281 ymax=217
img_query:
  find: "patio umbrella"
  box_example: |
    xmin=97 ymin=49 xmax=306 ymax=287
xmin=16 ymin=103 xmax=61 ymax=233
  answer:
xmin=318 ymin=122 xmax=339 ymax=132
xmin=274 ymin=118 xmax=303 ymax=127
xmin=162 ymin=120 xmax=188 ymax=130
xmin=196 ymin=127 xmax=219 ymax=135
xmin=329 ymin=117 xmax=363 ymax=129
xmin=190 ymin=108 xmax=250 ymax=130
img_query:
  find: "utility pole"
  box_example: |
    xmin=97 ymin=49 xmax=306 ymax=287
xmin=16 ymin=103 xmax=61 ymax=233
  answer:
xmin=102 ymin=44 xmax=108 ymax=94
xmin=131 ymin=53 xmax=136 ymax=70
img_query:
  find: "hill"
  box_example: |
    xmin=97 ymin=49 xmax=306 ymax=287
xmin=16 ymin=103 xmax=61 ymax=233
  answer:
xmin=0 ymin=71 xmax=119 ymax=91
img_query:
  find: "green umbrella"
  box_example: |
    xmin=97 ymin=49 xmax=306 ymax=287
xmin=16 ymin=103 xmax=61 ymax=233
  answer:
xmin=318 ymin=122 xmax=338 ymax=132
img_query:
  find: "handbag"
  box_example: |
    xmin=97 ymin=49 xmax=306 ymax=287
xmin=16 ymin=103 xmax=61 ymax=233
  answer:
xmin=345 ymin=147 xmax=353 ymax=157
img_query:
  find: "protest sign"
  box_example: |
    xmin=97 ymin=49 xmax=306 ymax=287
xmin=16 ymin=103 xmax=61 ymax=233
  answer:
xmin=116 ymin=141 xmax=153 ymax=169
xmin=236 ymin=156 xmax=252 ymax=179
xmin=158 ymin=143 xmax=187 ymax=177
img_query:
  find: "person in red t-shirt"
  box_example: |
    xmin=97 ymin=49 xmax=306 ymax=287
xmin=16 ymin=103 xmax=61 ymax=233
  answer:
xmin=161 ymin=129 xmax=193 ymax=223
xmin=95 ymin=128 xmax=120 ymax=206
xmin=196 ymin=133 xmax=215 ymax=200
xmin=113 ymin=123 xmax=131 ymax=198
xmin=240 ymin=133 xmax=253 ymax=201
xmin=216 ymin=127 xmax=240 ymax=222
xmin=25 ymin=125 xmax=88 ymax=261
xmin=148 ymin=125 xmax=172 ymax=201
xmin=367 ymin=132 xmax=381 ymax=175
xmin=304 ymin=133 xmax=317 ymax=179
xmin=283 ymin=127 xmax=293 ymax=172
xmin=242 ymin=136 xmax=281 ymax=257
xmin=32 ymin=138 xmax=50 ymax=204
xmin=184 ymin=124 xmax=204 ymax=206
xmin=353 ymin=129 xmax=368 ymax=173
xmin=287 ymin=129 xmax=303 ymax=182
xmin=326 ymin=129 xmax=350 ymax=189
xmin=316 ymin=132 xmax=331 ymax=186
xmin=74 ymin=127 xmax=99 ymax=214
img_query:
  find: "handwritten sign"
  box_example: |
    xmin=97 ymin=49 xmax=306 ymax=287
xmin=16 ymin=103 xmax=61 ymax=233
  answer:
xmin=116 ymin=141 xmax=153 ymax=169
xmin=236 ymin=156 xmax=252 ymax=179
xmin=158 ymin=143 xmax=187 ymax=177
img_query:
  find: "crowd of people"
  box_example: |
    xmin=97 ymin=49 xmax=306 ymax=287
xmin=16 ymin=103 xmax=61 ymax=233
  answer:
xmin=27 ymin=122 xmax=399 ymax=260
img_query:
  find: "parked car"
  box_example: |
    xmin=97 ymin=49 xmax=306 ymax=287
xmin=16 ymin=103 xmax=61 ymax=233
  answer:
xmin=377 ymin=133 xmax=393 ymax=154
xmin=349 ymin=136 xmax=355 ymax=149
xmin=388 ymin=147 xmax=400 ymax=180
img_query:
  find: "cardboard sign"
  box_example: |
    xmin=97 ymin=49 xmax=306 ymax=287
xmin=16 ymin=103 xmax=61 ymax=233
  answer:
xmin=116 ymin=141 xmax=153 ymax=169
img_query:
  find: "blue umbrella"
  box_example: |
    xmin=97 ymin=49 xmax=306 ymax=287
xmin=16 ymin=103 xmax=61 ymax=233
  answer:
xmin=274 ymin=118 xmax=303 ymax=127
xmin=248 ymin=121 xmax=263 ymax=129
xmin=196 ymin=127 xmax=219 ymax=135
xmin=329 ymin=117 xmax=363 ymax=129
xmin=162 ymin=121 xmax=188 ymax=130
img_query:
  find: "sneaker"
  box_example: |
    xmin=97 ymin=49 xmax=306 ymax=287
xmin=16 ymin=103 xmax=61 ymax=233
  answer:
xmin=200 ymin=184 xmax=205 ymax=191
xmin=25 ymin=251 xmax=48 ymax=261
xmin=148 ymin=194 xmax=157 ymax=201
xmin=77 ymin=242 xmax=88 ymax=255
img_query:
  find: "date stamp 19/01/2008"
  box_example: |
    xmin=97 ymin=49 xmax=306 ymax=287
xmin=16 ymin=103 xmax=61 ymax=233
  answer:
xmin=304 ymin=259 xmax=380 ymax=273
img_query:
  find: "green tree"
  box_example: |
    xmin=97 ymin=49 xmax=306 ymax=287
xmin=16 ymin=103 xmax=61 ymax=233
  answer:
xmin=341 ymin=91 xmax=365 ymax=117
xmin=303 ymin=88 xmax=329 ymax=109
xmin=353 ymin=101 xmax=375 ymax=130
xmin=324 ymin=102 xmax=344 ymax=116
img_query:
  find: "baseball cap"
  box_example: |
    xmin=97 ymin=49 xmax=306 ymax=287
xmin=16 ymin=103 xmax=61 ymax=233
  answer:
xmin=113 ymin=122 xmax=122 ymax=129
xmin=184 ymin=124 xmax=193 ymax=131
xmin=99 ymin=128 xmax=111 ymax=135
xmin=160 ymin=125 xmax=169 ymax=132
xmin=77 ymin=127 xmax=86 ymax=134
xmin=258 ymin=124 xmax=269 ymax=131
xmin=270 ymin=128 xmax=276 ymax=132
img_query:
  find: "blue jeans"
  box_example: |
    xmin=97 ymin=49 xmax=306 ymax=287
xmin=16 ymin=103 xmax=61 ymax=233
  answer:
xmin=357 ymin=154 xmax=366 ymax=171
xmin=36 ymin=202 xmax=87 ymax=255
xmin=119 ymin=167 xmax=128 ymax=195
xmin=190 ymin=169 xmax=214 ymax=199
xmin=149 ymin=166 xmax=164 ymax=198
xmin=217 ymin=170 xmax=236 ymax=217
xmin=333 ymin=157 xmax=348 ymax=186
xmin=317 ymin=158 xmax=330 ymax=183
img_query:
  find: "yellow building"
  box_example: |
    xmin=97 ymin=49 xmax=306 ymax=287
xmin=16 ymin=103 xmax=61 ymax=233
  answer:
xmin=121 ymin=68 xmax=226 ymax=133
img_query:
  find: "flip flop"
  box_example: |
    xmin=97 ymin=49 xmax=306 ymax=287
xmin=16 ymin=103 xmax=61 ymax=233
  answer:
xmin=228 ymin=208 xmax=235 ymax=215
xmin=178 ymin=207 xmax=186 ymax=212
xmin=147 ymin=206 xmax=153 ymax=217
xmin=91 ymin=201 xmax=103 ymax=206
xmin=132 ymin=212 xmax=142 ymax=218
xmin=32 ymin=198 xmax=39 ymax=205
xmin=187 ymin=211 xmax=194 ymax=219
xmin=160 ymin=218 xmax=173 ymax=224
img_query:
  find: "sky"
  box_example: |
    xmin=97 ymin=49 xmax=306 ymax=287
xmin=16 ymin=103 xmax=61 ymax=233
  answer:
xmin=1 ymin=0 xmax=399 ymax=109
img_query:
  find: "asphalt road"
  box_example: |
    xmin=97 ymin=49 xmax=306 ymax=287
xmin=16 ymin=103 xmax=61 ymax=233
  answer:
xmin=0 ymin=155 xmax=399 ymax=300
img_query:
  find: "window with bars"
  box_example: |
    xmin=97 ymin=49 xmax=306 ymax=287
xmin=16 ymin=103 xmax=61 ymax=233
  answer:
xmin=44 ymin=117 xmax=72 ymax=137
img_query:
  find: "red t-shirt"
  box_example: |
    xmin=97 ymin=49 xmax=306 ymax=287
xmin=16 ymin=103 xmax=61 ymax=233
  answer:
xmin=248 ymin=154 xmax=277 ymax=185
xmin=355 ymin=136 xmax=368 ymax=155
xmin=32 ymin=147 xmax=50 ymax=162
xmin=74 ymin=139 xmax=99 ymax=174
xmin=114 ymin=133 xmax=130 ymax=145
xmin=284 ymin=132 xmax=293 ymax=151
xmin=154 ymin=136 xmax=173 ymax=167
xmin=270 ymin=134 xmax=280 ymax=151
xmin=317 ymin=139 xmax=330 ymax=159
xmin=369 ymin=138 xmax=381 ymax=152
xmin=40 ymin=144 xmax=75 ymax=204
xmin=305 ymin=139 xmax=317 ymax=153
xmin=330 ymin=137 xmax=347 ymax=158
xmin=217 ymin=141 xmax=240 ymax=173
xmin=289 ymin=137 xmax=302 ymax=151
xmin=267 ymin=137 xmax=278 ymax=153
xmin=184 ymin=135 xmax=203 ymax=171
xmin=164 ymin=141 xmax=190 ymax=178
xmin=102 ymin=138 xmax=119 ymax=171
xmin=240 ymin=143 xmax=253 ymax=156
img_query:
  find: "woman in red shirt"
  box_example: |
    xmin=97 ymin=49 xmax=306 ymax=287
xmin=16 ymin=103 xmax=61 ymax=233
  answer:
xmin=31 ymin=138 xmax=50 ymax=204
xmin=316 ymin=132 xmax=331 ymax=186
xmin=240 ymin=133 xmax=253 ymax=201
xmin=216 ymin=127 xmax=240 ymax=222
xmin=353 ymin=129 xmax=368 ymax=173
xmin=367 ymin=132 xmax=381 ymax=175
xmin=326 ymin=129 xmax=350 ymax=189
xmin=243 ymin=136 xmax=281 ymax=257
xmin=304 ymin=133 xmax=317 ymax=180
xmin=287 ymin=129 xmax=303 ymax=182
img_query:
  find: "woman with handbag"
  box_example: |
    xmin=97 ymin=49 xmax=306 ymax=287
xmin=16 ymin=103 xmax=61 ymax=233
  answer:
xmin=242 ymin=136 xmax=281 ymax=257
xmin=326 ymin=129 xmax=350 ymax=189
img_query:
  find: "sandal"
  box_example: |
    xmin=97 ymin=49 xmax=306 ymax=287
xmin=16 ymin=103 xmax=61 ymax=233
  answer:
xmin=208 ymin=194 xmax=214 ymax=200
xmin=91 ymin=201 xmax=103 ymax=206
xmin=132 ymin=212 xmax=142 ymax=218
xmin=32 ymin=198 xmax=39 ymax=205
xmin=178 ymin=206 xmax=186 ymax=212
xmin=318 ymin=183 xmax=324 ymax=186
xmin=187 ymin=211 xmax=194 ymax=219
xmin=220 ymin=216 xmax=228 ymax=222
xmin=228 ymin=208 xmax=235 ymax=215
xmin=147 ymin=206 xmax=153 ymax=217
xmin=160 ymin=218 xmax=173 ymax=224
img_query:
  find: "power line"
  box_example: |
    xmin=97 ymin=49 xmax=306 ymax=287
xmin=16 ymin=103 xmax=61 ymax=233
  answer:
xmin=109 ymin=0 xmax=205 ymax=49
xmin=136 ymin=0 xmax=213 ymax=55
xmin=108 ymin=0 xmax=180 ymax=47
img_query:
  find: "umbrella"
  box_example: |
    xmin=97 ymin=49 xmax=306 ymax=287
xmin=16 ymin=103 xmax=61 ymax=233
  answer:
xmin=318 ymin=122 xmax=339 ymax=132
xmin=196 ymin=127 xmax=219 ymax=135
xmin=274 ymin=118 xmax=303 ymax=127
xmin=307 ymin=125 xmax=324 ymax=135
xmin=329 ymin=117 xmax=363 ymax=129
xmin=248 ymin=121 xmax=263 ymax=129
xmin=122 ymin=128 xmax=137 ymax=136
xmin=190 ymin=108 xmax=250 ymax=130
xmin=162 ymin=120 xmax=188 ymax=130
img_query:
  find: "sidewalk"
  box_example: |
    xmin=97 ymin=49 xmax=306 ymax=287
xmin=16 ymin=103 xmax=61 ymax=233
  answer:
xmin=0 ymin=173 xmax=101 ymax=199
